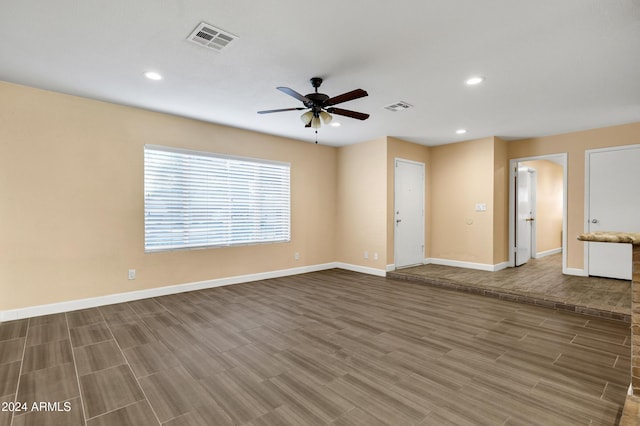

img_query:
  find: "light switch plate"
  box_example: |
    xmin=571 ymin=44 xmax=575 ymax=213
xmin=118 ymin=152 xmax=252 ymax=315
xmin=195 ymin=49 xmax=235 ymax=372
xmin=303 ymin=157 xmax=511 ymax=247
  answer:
xmin=475 ymin=203 xmax=487 ymax=212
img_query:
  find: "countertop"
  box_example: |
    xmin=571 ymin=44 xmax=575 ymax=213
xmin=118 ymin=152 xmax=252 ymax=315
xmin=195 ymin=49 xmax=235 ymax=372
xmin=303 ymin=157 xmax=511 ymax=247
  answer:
xmin=578 ymin=231 xmax=640 ymax=246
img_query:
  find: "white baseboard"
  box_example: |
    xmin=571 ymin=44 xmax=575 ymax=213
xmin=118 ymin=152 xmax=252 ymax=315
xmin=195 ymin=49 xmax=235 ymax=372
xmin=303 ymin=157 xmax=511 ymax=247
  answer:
xmin=565 ymin=267 xmax=588 ymax=277
xmin=535 ymin=247 xmax=562 ymax=258
xmin=426 ymin=258 xmax=510 ymax=272
xmin=335 ymin=263 xmax=387 ymax=277
xmin=493 ymin=261 xmax=510 ymax=272
xmin=2 ymin=262 xmax=393 ymax=322
xmin=386 ymin=264 xmax=396 ymax=272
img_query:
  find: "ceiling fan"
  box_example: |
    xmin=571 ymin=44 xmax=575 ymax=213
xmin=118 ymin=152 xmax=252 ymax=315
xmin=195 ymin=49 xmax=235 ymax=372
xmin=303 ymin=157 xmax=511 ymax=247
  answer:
xmin=257 ymin=77 xmax=369 ymax=129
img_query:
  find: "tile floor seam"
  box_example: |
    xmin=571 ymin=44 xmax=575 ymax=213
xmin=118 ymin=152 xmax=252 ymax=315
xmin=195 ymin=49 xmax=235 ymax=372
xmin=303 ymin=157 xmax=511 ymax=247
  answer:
xmin=614 ymin=355 xmax=622 ymax=369
xmin=65 ymin=312 xmax=88 ymax=426
xmin=83 ymin=399 xmax=149 ymax=424
xmin=601 ymin=382 xmax=611 ymax=401
xmin=7 ymin=319 xmax=29 ymax=426
xmin=99 ymin=307 xmax=162 ymax=426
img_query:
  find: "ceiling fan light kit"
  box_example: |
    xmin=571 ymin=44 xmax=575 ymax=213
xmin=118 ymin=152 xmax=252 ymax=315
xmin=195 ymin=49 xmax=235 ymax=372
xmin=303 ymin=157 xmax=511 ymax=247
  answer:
xmin=258 ymin=77 xmax=369 ymax=142
xmin=300 ymin=110 xmax=314 ymax=125
xmin=319 ymin=111 xmax=332 ymax=125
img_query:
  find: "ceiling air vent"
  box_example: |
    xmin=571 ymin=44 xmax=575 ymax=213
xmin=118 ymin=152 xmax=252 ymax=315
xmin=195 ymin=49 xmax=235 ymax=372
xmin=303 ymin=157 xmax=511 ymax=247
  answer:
xmin=384 ymin=101 xmax=413 ymax=112
xmin=187 ymin=22 xmax=237 ymax=52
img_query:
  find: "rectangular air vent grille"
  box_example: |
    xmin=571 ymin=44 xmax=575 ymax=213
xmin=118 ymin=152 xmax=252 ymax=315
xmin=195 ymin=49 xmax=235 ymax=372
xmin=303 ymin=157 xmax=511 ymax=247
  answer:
xmin=384 ymin=101 xmax=413 ymax=112
xmin=187 ymin=22 xmax=237 ymax=52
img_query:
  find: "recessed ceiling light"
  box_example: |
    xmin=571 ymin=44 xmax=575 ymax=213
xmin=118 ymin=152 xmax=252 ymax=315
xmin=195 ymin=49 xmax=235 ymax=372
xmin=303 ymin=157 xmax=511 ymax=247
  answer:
xmin=465 ymin=76 xmax=484 ymax=86
xmin=144 ymin=71 xmax=163 ymax=81
xmin=456 ymin=129 xmax=467 ymax=134
xmin=330 ymin=122 xmax=341 ymax=127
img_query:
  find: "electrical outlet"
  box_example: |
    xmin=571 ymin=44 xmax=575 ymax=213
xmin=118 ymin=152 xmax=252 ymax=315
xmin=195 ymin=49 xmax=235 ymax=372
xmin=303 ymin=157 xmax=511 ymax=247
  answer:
xmin=364 ymin=251 xmax=369 ymax=259
xmin=128 ymin=269 xmax=136 ymax=280
xmin=294 ymin=252 xmax=300 ymax=260
xmin=373 ymin=252 xmax=379 ymax=260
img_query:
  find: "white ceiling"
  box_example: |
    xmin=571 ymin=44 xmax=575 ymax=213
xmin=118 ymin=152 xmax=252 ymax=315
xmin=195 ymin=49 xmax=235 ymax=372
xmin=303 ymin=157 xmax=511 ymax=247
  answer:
xmin=1 ymin=0 xmax=638 ymax=146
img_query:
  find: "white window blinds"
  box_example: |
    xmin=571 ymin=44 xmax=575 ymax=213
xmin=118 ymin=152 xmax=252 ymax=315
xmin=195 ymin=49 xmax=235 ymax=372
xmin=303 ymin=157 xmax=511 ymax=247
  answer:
xmin=144 ymin=145 xmax=290 ymax=252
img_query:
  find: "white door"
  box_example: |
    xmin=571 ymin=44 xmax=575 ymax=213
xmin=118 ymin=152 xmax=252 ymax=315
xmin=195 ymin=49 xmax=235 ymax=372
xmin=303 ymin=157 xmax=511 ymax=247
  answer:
xmin=587 ymin=145 xmax=640 ymax=280
xmin=515 ymin=167 xmax=536 ymax=266
xmin=394 ymin=159 xmax=425 ymax=268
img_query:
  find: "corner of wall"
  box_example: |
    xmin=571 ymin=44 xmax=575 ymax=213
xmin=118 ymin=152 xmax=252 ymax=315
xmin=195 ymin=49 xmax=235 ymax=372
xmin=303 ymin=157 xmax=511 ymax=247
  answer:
xmin=430 ymin=137 xmax=495 ymax=265
xmin=335 ymin=138 xmax=388 ymax=270
xmin=493 ymin=137 xmax=509 ymax=264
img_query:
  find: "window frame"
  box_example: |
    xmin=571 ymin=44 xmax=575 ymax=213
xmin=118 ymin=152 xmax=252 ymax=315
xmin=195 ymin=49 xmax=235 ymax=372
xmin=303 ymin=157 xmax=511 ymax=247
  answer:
xmin=144 ymin=144 xmax=291 ymax=253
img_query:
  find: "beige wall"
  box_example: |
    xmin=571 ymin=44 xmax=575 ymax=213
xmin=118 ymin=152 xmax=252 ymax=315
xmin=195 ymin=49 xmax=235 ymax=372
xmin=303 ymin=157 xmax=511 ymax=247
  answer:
xmin=0 ymin=82 xmax=338 ymax=310
xmin=386 ymin=137 xmax=431 ymax=265
xmin=336 ymin=137 xmax=387 ymax=269
xmin=520 ymin=160 xmax=563 ymax=254
xmin=508 ymin=122 xmax=640 ymax=270
xmin=430 ymin=137 xmax=496 ymax=264
xmin=3 ymin=80 xmax=640 ymax=313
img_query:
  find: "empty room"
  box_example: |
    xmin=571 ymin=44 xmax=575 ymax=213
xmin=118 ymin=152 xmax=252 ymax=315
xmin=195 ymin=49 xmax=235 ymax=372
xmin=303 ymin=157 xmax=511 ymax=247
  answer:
xmin=1 ymin=1 xmax=640 ymax=425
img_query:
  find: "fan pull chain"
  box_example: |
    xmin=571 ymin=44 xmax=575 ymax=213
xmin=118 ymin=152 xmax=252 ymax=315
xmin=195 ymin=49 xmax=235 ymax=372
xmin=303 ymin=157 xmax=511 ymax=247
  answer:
xmin=315 ymin=130 xmax=318 ymax=144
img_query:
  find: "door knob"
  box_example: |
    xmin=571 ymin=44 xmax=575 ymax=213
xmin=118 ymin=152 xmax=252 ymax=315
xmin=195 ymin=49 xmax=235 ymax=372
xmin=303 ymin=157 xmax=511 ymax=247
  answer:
xmin=396 ymin=219 xmax=402 ymax=224
xmin=525 ymin=217 xmax=535 ymax=222
xmin=591 ymin=219 xmax=599 ymax=223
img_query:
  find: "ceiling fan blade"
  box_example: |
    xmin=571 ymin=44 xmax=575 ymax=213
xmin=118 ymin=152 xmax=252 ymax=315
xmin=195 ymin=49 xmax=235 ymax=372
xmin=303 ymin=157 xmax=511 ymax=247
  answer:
xmin=326 ymin=107 xmax=370 ymax=120
xmin=257 ymin=107 xmax=306 ymax=114
xmin=324 ymin=89 xmax=368 ymax=107
xmin=277 ymin=87 xmax=311 ymax=104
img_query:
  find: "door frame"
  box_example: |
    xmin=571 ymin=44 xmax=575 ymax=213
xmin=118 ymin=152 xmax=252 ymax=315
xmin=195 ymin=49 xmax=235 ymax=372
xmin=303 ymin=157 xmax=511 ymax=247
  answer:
xmin=515 ymin=166 xmax=537 ymax=266
xmin=394 ymin=158 xmax=425 ymax=269
xmin=584 ymin=143 xmax=640 ymax=277
xmin=508 ymin=153 xmax=568 ymax=273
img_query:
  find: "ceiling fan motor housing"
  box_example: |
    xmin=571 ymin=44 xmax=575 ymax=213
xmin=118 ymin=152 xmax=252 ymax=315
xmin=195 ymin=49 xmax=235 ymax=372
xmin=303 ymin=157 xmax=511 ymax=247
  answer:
xmin=305 ymin=93 xmax=330 ymax=112
xmin=310 ymin=77 xmax=323 ymax=89
xmin=305 ymin=78 xmax=328 ymax=113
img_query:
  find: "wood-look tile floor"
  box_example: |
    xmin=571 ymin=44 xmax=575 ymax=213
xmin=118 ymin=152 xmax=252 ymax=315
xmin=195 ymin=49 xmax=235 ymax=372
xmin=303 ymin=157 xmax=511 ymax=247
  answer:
xmin=0 ymin=269 xmax=631 ymax=425
xmin=389 ymin=254 xmax=631 ymax=320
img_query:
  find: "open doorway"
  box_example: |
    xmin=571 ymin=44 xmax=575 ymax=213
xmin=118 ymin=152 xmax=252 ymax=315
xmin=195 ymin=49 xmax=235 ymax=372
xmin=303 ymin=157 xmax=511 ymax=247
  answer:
xmin=509 ymin=154 xmax=567 ymax=273
xmin=515 ymin=166 xmax=537 ymax=266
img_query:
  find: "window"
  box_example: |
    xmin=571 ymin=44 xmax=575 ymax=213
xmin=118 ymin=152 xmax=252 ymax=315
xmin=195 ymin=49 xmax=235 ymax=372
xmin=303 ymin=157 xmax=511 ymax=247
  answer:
xmin=144 ymin=145 xmax=290 ymax=252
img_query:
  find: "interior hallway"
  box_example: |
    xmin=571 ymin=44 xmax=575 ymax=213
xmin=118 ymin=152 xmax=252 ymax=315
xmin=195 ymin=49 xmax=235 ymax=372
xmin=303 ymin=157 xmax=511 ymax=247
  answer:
xmin=388 ymin=254 xmax=631 ymax=322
